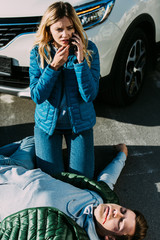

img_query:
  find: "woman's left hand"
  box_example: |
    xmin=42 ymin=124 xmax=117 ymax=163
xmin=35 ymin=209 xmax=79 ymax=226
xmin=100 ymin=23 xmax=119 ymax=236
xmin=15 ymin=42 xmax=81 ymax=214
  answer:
xmin=71 ymin=33 xmax=84 ymax=63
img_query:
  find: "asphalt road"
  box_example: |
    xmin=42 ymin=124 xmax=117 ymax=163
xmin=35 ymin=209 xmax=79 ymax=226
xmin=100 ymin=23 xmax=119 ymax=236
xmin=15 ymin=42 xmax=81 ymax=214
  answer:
xmin=0 ymin=61 xmax=160 ymax=239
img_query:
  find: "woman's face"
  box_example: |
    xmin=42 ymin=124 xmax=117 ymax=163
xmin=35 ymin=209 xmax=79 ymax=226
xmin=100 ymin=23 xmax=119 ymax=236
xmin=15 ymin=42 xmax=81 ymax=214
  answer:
xmin=94 ymin=203 xmax=136 ymax=238
xmin=50 ymin=16 xmax=75 ymax=48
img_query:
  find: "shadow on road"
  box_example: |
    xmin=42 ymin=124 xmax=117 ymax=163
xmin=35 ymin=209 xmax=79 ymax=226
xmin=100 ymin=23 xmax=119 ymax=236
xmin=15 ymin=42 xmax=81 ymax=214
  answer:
xmin=0 ymin=123 xmax=34 ymax=146
xmin=94 ymin=61 xmax=160 ymax=127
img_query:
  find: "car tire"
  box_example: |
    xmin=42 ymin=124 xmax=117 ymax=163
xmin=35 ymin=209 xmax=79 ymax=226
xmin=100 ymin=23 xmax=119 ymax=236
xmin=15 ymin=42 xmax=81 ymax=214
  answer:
xmin=103 ymin=28 xmax=153 ymax=106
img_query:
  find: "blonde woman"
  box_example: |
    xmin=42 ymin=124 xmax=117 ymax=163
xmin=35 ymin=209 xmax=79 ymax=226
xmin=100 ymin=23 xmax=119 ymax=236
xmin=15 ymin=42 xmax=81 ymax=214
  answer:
xmin=29 ymin=1 xmax=100 ymax=177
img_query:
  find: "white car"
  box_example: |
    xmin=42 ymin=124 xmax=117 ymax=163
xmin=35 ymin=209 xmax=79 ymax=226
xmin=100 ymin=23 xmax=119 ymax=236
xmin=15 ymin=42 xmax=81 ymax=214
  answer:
xmin=0 ymin=0 xmax=160 ymax=105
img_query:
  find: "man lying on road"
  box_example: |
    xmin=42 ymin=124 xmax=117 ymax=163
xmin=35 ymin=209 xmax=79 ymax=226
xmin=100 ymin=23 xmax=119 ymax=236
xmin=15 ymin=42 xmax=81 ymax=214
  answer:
xmin=0 ymin=137 xmax=148 ymax=240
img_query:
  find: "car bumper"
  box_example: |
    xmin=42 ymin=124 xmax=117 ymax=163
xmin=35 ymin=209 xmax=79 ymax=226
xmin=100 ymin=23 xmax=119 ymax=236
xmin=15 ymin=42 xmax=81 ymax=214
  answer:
xmin=0 ymin=85 xmax=31 ymax=98
xmin=0 ymin=20 xmax=122 ymax=97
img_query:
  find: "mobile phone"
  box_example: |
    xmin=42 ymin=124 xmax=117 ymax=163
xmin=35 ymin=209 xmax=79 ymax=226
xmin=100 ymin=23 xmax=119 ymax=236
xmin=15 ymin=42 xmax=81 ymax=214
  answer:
xmin=70 ymin=33 xmax=78 ymax=51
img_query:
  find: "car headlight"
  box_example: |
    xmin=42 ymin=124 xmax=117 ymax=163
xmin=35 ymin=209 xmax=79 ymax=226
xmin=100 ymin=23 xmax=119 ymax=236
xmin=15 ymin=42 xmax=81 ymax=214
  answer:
xmin=76 ymin=0 xmax=115 ymax=30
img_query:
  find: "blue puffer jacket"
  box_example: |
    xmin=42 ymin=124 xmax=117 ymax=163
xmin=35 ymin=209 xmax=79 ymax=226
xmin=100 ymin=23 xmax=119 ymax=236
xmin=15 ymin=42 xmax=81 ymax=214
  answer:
xmin=29 ymin=40 xmax=100 ymax=135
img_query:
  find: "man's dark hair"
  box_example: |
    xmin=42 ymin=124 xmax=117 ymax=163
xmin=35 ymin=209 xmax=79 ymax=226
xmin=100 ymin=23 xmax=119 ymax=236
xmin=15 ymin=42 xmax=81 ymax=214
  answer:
xmin=115 ymin=210 xmax=148 ymax=240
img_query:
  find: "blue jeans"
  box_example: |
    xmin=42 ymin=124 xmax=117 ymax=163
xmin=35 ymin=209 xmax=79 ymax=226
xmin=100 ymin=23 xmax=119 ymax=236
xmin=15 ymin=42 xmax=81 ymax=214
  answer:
xmin=0 ymin=136 xmax=35 ymax=169
xmin=0 ymin=137 xmax=127 ymax=190
xmin=34 ymin=126 xmax=95 ymax=178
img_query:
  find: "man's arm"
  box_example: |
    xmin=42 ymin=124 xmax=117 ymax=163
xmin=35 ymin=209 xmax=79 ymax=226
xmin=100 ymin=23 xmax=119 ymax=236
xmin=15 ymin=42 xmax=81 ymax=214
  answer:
xmin=0 ymin=136 xmax=35 ymax=170
xmin=0 ymin=140 xmax=21 ymax=156
xmin=97 ymin=144 xmax=128 ymax=190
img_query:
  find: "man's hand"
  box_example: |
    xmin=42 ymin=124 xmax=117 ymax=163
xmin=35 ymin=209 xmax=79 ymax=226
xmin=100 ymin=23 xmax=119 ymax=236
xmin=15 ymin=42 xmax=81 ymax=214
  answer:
xmin=50 ymin=45 xmax=70 ymax=71
xmin=114 ymin=144 xmax=128 ymax=157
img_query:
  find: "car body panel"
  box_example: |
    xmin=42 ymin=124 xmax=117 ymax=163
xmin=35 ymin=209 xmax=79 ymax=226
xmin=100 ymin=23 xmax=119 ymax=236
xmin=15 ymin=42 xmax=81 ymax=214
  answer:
xmin=110 ymin=0 xmax=160 ymax=41
xmin=0 ymin=0 xmax=87 ymax=17
xmin=0 ymin=33 xmax=35 ymax=66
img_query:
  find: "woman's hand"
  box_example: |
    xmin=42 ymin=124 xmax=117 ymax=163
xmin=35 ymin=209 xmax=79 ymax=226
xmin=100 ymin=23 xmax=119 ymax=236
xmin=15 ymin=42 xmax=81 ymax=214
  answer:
xmin=50 ymin=45 xmax=70 ymax=71
xmin=71 ymin=33 xmax=84 ymax=64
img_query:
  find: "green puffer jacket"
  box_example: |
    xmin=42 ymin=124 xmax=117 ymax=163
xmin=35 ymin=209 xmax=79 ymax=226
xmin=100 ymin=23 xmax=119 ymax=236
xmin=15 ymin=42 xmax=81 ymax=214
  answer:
xmin=0 ymin=172 xmax=119 ymax=240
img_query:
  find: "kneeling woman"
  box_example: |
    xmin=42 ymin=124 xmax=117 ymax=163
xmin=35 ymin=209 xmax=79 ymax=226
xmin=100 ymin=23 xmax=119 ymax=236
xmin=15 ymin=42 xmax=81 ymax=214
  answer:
xmin=29 ymin=1 xmax=100 ymax=177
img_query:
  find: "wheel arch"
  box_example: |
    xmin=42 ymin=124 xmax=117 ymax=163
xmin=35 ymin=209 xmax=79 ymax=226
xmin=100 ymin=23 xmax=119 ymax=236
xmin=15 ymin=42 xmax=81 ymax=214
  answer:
xmin=99 ymin=14 xmax=156 ymax=106
xmin=111 ymin=13 xmax=156 ymax=74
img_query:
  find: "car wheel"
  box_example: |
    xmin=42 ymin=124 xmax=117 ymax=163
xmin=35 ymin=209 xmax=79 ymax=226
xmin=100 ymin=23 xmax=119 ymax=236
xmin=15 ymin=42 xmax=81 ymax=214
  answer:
xmin=110 ymin=28 xmax=152 ymax=106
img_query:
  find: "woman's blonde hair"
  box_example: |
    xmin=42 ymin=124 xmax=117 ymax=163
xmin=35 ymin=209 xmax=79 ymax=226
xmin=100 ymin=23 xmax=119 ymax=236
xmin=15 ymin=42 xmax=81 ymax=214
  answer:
xmin=34 ymin=1 xmax=92 ymax=68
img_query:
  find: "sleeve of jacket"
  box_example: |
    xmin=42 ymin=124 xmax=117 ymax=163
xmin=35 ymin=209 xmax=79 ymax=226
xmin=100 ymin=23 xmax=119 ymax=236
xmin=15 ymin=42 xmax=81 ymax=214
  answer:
xmin=97 ymin=152 xmax=126 ymax=190
xmin=29 ymin=47 xmax=61 ymax=104
xmin=73 ymin=41 xmax=100 ymax=102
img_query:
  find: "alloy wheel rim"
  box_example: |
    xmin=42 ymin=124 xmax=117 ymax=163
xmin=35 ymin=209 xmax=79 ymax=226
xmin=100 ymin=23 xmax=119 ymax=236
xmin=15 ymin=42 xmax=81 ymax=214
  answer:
xmin=125 ymin=39 xmax=147 ymax=97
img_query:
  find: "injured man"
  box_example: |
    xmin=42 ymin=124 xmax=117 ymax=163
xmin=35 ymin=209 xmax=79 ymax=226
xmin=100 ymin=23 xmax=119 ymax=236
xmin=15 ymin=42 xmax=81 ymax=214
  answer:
xmin=0 ymin=136 xmax=148 ymax=240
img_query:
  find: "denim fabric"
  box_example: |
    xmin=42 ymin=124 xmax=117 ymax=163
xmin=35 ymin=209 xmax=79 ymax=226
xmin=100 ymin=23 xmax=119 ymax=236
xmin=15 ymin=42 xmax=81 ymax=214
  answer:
xmin=0 ymin=141 xmax=20 ymax=156
xmin=34 ymin=125 xmax=94 ymax=178
xmin=0 ymin=136 xmax=35 ymax=170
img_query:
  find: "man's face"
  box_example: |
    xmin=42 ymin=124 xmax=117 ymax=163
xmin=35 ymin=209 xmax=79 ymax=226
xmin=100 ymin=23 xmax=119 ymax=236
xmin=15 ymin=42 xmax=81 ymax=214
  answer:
xmin=94 ymin=203 xmax=136 ymax=238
